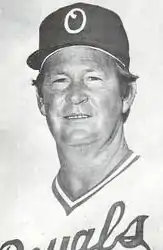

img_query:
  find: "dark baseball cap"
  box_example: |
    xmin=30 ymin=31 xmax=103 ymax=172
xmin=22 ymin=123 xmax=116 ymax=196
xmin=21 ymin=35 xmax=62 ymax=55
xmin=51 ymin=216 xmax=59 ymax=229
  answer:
xmin=27 ymin=2 xmax=130 ymax=71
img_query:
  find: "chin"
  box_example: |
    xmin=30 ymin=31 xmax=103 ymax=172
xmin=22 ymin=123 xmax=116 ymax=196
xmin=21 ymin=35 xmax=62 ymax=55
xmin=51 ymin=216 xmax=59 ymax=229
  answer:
xmin=60 ymin=129 xmax=99 ymax=147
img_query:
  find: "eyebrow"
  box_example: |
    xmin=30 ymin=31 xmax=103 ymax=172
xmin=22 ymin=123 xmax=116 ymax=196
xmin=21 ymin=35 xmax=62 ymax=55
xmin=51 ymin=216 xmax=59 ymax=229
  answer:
xmin=45 ymin=71 xmax=67 ymax=77
xmin=44 ymin=64 xmax=108 ymax=77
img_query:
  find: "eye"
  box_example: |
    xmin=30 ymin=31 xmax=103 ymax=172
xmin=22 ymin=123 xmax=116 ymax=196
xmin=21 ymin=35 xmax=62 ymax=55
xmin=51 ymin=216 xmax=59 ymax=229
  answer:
xmin=51 ymin=76 xmax=70 ymax=89
xmin=84 ymin=74 xmax=103 ymax=86
xmin=52 ymin=77 xmax=69 ymax=83
xmin=87 ymin=76 xmax=102 ymax=81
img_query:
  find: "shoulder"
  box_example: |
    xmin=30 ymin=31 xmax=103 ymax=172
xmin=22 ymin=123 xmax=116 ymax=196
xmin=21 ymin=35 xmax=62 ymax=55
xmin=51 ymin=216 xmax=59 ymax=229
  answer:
xmin=0 ymin=177 xmax=64 ymax=248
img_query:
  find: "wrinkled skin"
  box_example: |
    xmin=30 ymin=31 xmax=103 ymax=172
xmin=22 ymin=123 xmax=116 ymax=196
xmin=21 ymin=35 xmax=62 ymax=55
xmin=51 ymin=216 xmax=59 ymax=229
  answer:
xmin=38 ymin=46 xmax=130 ymax=148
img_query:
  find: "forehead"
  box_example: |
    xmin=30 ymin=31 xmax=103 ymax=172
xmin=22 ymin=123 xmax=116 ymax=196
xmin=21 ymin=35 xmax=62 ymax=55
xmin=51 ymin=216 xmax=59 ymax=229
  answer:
xmin=42 ymin=46 xmax=116 ymax=73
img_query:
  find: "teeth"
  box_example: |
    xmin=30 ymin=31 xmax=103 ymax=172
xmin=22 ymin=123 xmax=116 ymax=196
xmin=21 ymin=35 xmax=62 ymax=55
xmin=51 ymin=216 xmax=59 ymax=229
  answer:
xmin=65 ymin=114 xmax=90 ymax=120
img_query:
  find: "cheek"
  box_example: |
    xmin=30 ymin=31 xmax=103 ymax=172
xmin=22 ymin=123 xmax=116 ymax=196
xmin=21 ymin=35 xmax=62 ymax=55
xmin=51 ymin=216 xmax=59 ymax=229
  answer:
xmin=42 ymin=90 xmax=66 ymax=135
xmin=45 ymin=98 xmax=58 ymax=135
xmin=96 ymin=90 xmax=123 ymax=123
xmin=43 ymin=89 xmax=64 ymax=115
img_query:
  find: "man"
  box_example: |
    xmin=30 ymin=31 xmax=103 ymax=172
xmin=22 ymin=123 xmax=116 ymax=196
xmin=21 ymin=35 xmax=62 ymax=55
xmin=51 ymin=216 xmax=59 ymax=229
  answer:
xmin=1 ymin=2 xmax=163 ymax=250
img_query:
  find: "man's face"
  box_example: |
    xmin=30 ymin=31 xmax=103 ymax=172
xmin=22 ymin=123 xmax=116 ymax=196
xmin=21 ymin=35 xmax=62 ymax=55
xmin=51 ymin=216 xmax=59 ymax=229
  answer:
xmin=40 ymin=46 xmax=124 ymax=147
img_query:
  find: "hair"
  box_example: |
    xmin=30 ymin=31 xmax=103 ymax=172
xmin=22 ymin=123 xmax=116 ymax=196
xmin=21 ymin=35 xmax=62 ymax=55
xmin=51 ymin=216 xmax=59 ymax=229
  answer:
xmin=115 ymin=63 xmax=138 ymax=122
xmin=32 ymin=72 xmax=44 ymax=97
xmin=32 ymin=59 xmax=138 ymax=123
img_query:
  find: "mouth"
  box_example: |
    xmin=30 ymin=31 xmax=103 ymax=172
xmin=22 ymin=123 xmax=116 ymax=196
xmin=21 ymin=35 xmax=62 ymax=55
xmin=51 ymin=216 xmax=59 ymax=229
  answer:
xmin=63 ymin=113 xmax=92 ymax=120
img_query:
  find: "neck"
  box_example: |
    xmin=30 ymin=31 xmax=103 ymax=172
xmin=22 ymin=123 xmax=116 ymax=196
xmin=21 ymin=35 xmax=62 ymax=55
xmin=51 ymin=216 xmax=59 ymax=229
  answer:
xmin=56 ymin=125 xmax=130 ymax=200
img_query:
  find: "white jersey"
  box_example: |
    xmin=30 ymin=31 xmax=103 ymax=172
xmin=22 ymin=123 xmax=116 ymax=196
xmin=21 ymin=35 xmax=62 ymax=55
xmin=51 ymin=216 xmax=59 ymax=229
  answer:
xmin=1 ymin=152 xmax=163 ymax=250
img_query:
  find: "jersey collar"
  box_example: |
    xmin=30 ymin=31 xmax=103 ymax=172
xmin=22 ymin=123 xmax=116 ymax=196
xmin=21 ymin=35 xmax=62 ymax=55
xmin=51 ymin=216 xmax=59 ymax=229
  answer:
xmin=52 ymin=152 xmax=140 ymax=215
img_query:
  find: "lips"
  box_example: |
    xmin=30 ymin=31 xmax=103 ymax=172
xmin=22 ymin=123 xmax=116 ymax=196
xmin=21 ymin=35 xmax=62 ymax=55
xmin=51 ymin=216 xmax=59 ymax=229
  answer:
xmin=63 ymin=113 xmax=91 ymax=120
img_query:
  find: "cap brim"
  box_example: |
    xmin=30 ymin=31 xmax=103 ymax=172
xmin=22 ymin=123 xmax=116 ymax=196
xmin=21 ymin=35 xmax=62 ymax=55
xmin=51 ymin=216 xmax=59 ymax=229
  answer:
xmin=28 ymin=40 xmax=129 ymax=69
xmin=27 ymin=48 xmax=56 ymax=70
xmin=27 ymin=44 xmax=127 ymax=71
xmin=27 ymin=44 xmax=136 ymax=79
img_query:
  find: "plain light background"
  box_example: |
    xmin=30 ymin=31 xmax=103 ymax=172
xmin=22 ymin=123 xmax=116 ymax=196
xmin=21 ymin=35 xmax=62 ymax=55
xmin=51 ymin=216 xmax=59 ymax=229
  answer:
xmin=0 ymin=0 xmax=163 ymax=209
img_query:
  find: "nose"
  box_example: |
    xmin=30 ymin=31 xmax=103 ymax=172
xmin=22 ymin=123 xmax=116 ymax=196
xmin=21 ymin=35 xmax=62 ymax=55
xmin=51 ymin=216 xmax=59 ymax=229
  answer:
xmin=65 ymin=85 xmax=88 ymax=105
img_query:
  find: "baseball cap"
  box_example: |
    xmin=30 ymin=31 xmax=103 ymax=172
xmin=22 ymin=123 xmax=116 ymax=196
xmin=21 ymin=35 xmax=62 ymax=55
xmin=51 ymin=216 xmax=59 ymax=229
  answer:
xmin=27 ymin=2 xmax=130 ymax=71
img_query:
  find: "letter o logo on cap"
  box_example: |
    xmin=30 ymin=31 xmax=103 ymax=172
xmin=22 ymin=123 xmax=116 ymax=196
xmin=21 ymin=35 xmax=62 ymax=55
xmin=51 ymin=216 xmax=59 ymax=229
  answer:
xmin=64 ymin=8 xmax=87 ymax=34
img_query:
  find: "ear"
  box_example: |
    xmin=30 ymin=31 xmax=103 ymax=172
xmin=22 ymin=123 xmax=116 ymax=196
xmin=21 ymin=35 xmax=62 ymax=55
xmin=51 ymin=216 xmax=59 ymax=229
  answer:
xmin=36 ymin=91 xmax=46 ymax=116
xmin=122 ymin=82 xmax=137 ymax=114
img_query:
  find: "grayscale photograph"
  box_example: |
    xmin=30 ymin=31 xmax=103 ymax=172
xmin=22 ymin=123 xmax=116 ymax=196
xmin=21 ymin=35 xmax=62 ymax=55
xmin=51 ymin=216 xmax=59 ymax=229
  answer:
xmin=0 ymin=0 xmax=163 ymax=249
